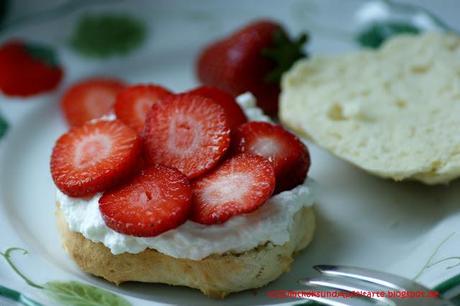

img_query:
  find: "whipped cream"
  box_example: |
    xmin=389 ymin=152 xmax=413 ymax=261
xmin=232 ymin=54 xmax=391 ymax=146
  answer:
xmin=235 ymin=92 xmax=271 ymax=122
xmin=58 ymin=93 xmax=315 ymax=260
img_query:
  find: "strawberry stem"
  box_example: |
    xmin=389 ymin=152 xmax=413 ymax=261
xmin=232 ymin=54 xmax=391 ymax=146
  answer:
xmin=262 ymin=30 xmax=309 ymax=83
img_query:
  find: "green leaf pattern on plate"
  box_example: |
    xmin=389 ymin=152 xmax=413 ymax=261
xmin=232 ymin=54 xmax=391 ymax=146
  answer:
xmin=0 ymin=284 xmax=43 ymax=306
xmin=356 ymin=21 xmax=420 ymax=48
xmin=0 ymin=0 xmax=9 ymax=29
xmin=44 ymin=281 xmax=131 ymax=306
xmin=0 ymin=247 xmax=131 ymax=306
xmin=70 ymin=13 xmax=146 ymax=58
xmin=355 ymin=0 xmax=457 ymax=49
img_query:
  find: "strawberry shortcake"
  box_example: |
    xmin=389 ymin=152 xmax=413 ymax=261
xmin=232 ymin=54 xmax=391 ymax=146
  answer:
xmin=51 ymin=86 xmax=315 ymax=298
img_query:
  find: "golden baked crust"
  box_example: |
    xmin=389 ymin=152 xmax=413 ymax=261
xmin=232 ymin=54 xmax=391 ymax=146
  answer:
xmin=56 ymin=202 xmax=315 ymax=298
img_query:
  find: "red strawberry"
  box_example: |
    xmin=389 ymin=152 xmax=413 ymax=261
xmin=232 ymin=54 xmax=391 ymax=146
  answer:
xmin=114 ymin=84 xmax=173 ymax=133
xmin=188 ymin=86 xmax=247 ymax=130
xmin=0 ymin=40 xmax=63 ymax=97
xmin=61 ymin=78 xmax=126 ymax=127
xmin=233 ymin=121 xmax=310 ymax=193
xmin=197 ymin=19 xmax=308 ymax=117
xmin=99 ymin=165 xmax=192 ymax=237
xmin=144 ymin=93 xmax=231 ymax=179
xmin=191 ymin=153 xmax=275 ymax=225
xmin=51 ymin=120 xmax=141 ymax=197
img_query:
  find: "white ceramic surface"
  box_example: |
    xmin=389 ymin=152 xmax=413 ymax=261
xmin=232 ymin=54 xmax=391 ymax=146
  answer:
xmin=1 ymin=1 xmax=460 ymax=305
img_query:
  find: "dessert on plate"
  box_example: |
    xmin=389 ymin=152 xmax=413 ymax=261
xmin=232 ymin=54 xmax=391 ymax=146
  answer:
xmin=51 ymin=84 xmax=316 ymax=298
xmin=281 ymin=32 xmax=460 ymax=184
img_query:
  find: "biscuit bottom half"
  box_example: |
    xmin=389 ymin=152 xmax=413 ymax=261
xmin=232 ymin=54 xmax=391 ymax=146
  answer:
xmin=56 ymin=202 xmax=315 ymax=299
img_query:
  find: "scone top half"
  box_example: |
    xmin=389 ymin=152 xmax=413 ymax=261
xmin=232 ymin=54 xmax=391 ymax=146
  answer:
xmin=281 ymin=32 xmax=460 ymax=184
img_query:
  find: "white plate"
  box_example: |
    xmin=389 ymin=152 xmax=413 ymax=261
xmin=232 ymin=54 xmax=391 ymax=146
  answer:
xmin=1 ymin=1 xmax=460 ymax=305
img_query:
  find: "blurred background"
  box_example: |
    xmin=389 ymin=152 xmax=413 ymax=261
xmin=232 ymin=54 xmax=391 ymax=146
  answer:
xmin=0 ymin=0 xmax=459 ymax=94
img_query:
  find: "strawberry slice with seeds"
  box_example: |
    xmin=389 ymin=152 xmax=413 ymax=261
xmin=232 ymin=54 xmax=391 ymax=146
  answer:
xmin=114 ymin=84 xmax=173 ymax=133
xmin=144 ymin=93 xmax=231 ymax=179
xmin=61 ymin=78 xmax=126 ymax=127
xmin=190 ymin=153 xmax=275 ymax=225
xmin=188 ymin=86 xmax=247 ymax=130
xmin=51 ymin=120 xmax=141 ymax=197
xmin=233 ymin=121 xmax=310 ymax=193
xmin=99 ymin=165 xmax=192 ymax=237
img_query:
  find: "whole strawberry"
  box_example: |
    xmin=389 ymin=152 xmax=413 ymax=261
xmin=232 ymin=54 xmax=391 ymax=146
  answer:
xmin=0 ymin=40 xmax=63 ymax=97
xmin=196 ymin=19 xmax=308 ymax=118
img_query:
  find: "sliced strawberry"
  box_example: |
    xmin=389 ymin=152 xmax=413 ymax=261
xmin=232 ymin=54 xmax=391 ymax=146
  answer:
xmin=114 ymin=84 xmax=173 ymax=133
xmin=51 ymin=120 xmax=141 ymax=197
xmin=61 ymin=78 xmax=126 ymax=127
xmin=144 ymin=93 xmax=231 ymax=179
xmin=99 ymin=165 xmax=192 ymax=237
xmin=233 ymin=121 xmax=310 ymax=193
xmin=188 ymin=86 xmax=247 ymax=130
xmin=190 ymin=153 xmax=275 ymax=225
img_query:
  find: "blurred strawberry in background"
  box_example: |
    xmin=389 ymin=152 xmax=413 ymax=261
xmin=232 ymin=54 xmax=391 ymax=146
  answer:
xmin=0 ymin=40 xmax=63 ymax=97
xmin=114 ymin=84 xmax=173 ymax=134
xmin=196 ymin=19 xmax=308 ymax=118
xmin=60 ymin=78 xmax=126 ymax=127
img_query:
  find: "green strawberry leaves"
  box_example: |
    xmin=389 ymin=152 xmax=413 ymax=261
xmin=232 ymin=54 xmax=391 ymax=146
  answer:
xmin=262 ymin=30 xmax=309 ymax=84
xmin=71 ymin=13 xmax=146 ymax=58
xmin=0 ymin=112 xmax=8 ymax=139
xmin=24 ymin=43 xmax=60 ymax=67
xmin=0 ymin=247 xmax=131 ymax=306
